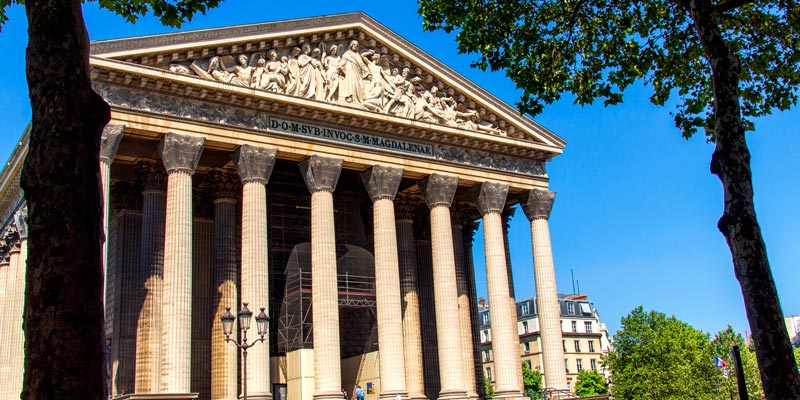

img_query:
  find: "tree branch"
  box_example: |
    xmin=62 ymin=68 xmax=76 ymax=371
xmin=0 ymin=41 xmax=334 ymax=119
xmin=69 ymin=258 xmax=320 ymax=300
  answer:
xmin=715 ymin=0 xmax=755 ymax=14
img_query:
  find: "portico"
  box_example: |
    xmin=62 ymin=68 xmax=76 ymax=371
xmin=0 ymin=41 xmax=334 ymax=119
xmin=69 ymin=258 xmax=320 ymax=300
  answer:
xmin=0 ymin=12 xmax=568 ymax=400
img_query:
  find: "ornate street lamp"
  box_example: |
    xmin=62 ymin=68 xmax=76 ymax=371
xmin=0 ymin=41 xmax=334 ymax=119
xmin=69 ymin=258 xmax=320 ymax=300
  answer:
xmin=221 ymin=303 xmax=270 ymax=400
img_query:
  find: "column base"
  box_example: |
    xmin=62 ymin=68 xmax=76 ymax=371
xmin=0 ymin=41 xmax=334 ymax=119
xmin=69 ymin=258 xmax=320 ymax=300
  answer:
xmin=314 ymin=391 xmax=347 ymax=400
xmin=114 ymin=393 xmax=198 ymax=400
xmin=466 ymin=391 xmax=479 ymax=400
xmin=242 ymin=393 xmax=273 ymax=400
xmin=492 ymin=391 xmax=527 ymax=400
xmin=437 ymin=390 xmax=469 ymax=400
xmin=379 ymin=390 xmax=409 ymax=400
xmin=408 ymin=394 xmax=429 ymax=400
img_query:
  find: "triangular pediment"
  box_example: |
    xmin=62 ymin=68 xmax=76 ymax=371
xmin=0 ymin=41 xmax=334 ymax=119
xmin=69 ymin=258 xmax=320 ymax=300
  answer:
xmin=90 ymin=12 xmax=565 ymax=154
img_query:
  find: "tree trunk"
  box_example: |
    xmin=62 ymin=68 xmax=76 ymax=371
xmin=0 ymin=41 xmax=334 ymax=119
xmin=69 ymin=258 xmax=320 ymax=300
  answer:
xmin=21 ymin=0 xmax=110 ymax=399
xmin=684 ymin=0 xmax=800 ymax=398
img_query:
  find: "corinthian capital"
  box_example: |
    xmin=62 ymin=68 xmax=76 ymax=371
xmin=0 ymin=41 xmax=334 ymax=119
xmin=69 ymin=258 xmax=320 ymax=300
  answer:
xmin=419 ymin=173 xmax=458 ymax=208
xmin=361 ymin=165 xmax=403 ymax=202
xmin=100 ymin=123 xmax=125 ymax=164
xmin=470 ymin=181 xmax=509 ymax=216
xmin=158 ymin=132 xmax=205 ymax=174
xmin=14 ymin=207 xmax=28 ymax=239
xmin=299 ymin=155 xmax=343 ymax=193
xmin=233 ymin=144 xmax=277 ymax=184
xmin=520 ymin=189 xmax=556 ymax=220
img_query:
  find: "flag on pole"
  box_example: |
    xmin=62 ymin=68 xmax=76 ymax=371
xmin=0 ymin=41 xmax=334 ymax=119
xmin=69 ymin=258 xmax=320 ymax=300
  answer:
xmin=714 ymin=355 xmax=728 ymax=368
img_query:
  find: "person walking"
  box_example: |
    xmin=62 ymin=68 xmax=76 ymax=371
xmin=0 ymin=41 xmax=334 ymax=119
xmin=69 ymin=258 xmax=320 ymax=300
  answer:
xmin=355 ymin=385 xmax=365 ymax=400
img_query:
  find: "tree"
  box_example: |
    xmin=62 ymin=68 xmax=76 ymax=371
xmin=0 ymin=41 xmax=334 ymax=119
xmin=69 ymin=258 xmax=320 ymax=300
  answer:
xmin=574 ymin=370 xmax=608 ymax=397
xmin=484 ymin=376 xmax=495 ymax=399
xmin=602 ymin=307 xmax=716 ymax=399
xmin=417 ymin=0 xmax=800 ymax=397
xmin=522 ymin=361 xmax=542 ymax=394
xmin=0 ymin=1 xmax=220 ymax=398
xmin=795 ymin=347 xmax=800 ymax=370
xmin=711 ymin=326 xmax=764 ymax=398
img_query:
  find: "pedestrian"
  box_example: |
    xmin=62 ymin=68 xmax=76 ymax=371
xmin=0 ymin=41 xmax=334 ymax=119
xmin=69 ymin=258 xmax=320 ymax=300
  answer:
xmin=342 ymin=388 xmax=347 ymax=400
xmin=355 ymin=385 xmax=365 ymax=400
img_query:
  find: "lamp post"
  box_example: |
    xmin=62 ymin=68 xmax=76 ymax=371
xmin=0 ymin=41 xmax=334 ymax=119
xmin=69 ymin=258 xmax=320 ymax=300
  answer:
xmin=221 ymin=303 xmax=270 ymax=400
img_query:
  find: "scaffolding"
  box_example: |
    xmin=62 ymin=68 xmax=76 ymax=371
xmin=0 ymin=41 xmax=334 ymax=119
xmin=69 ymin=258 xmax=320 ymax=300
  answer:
xmin=278 ymin=268 xmax=376 ymax=353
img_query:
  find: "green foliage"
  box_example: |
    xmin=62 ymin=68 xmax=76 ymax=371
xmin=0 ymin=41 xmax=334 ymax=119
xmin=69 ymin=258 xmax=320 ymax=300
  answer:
xmin=418 ymin=0 xmax=800 ymax=140
xmin=711 ymin=326 xmax=764 ymax=398
xmin=1 ymin=0 xmax=222 ymax=30
xmin=602 ymin=306 xmax=716 ymax=399
xmin=795 ymin=346 xmax=800 ymax=369
xmin=521 ymin=362 xmax=542 ymax=394
xmin=484 ymin=376 xmax=494 ymax=399
xmin=573 ymin=370 xmax=608 ymax=397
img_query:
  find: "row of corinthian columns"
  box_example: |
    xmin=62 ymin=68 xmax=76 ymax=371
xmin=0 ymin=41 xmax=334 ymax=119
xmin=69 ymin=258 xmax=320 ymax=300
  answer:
xmin=98 ymin=125 xmax=567 ymax=398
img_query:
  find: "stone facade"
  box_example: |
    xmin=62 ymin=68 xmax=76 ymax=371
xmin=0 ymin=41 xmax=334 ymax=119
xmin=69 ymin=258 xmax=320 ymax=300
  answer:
xmin=0 ymin=13 xmax=568 ymax=400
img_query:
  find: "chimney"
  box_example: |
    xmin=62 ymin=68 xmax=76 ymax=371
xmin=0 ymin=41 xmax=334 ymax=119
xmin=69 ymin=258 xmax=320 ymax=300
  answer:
xmin=478 ymin=297 xmax=486 ymax=309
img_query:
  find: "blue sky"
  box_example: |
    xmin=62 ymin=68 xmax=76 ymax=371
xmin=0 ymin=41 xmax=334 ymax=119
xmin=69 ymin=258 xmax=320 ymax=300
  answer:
xmin=1 ymin=0 xmax=797 ymax=337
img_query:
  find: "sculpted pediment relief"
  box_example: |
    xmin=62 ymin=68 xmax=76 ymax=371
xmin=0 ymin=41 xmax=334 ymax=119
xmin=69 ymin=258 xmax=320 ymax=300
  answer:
xmin=91 ymin=13 xmax=566 ymax=150
xmin=167 ymin=39 xmax=513 ymax=138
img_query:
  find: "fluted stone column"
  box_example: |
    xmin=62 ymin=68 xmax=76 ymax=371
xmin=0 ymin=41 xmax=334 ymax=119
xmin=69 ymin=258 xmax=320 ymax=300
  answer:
xmin=461 ymin=221 xmax=485 ymax=397
xmin=110 ymin=182 xmax=143 ymax=396
xmin=500 ymin=207 xmax=523 ymax=389
xmin=419 ymin=174 xmax=468 ymax=400
xmin=520 ymin=190 xmax=567 ymax=390
xmin=0 ymin=255 xmax=8 ymax=399
xmin=8 ymin=211 xmax=27 ymax=399
xmin=192 ymin=190 xmax=214 ymax=400
xmin=135 ymin=161 xmax=167 ymax=394
xmin=299 ymin=155 xmax=344 ymax=400
xmin=208 ymin=169 xmax=241 ymax=400
xmin=395 ymin=195 xmax=426 ymax=400
xmin=450 ymin=206 xmax=477 ymax=400
xmin=234 ymin=145 xmax=278 ymax=400
xmin=361 ymin=166 xmax=408 ymax=400
xmin=473 ymin=183 xmax=523 ymax=400
xmin=159 ymin=133 xmax=205 ymax=395
xmin=101 ymin=123 xmax=125 ymax=321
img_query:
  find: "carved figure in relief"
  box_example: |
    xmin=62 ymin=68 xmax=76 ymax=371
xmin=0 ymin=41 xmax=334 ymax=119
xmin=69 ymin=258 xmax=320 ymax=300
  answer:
xmin=384 ymin=85 xmax=414 ymax=118
xmin=285 ymin=47 xmax=302 ymax=96
xmin=232 ymin=54 xmax=254 ymax=87
xmin=297 ymin=43 xmax=324 ymax=100
xmin=362 ymin=82 xmax=385 ymax=112
xmin=414 ymin=86 xmax=445 ymax=123
xmin=256 ymin=50 xmax=288 ymax=92
xmin=338 ymin=40 xmax=371 ymax=104
xmin=207 ymin=56 xmax=237 ymax=84
xmin=322 ymin=44 xmax=342 ymax=102
xmin=363 ymin=51 xmax=395 ymax=95
xmin=169 ymin=64 xmax=193 ymax=75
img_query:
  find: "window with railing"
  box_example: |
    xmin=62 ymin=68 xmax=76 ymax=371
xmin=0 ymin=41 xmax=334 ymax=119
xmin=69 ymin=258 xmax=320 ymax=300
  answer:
xmin=585 ymin=321 xmax=592 ymax=333
xmin=571 ymin=321 xmax=577 ymax=333
xmin=574 ymin=340 xmax=581 ymax=352
xmin=577 ymin=359 xmax=583 ymax=372
xmin=520 ymin=302 xmax=529 ymax=315
xmin=591 ymin=359 xmax=597 ymax=371
xmin=524 ymin=342 xmax=530 ymax=354
xmin=566 ymin=301 xmax=575 ymax=314
xmin=522 ymin=321 xmax=528 ymax=333
xmin=588 ymin=341 xmax=595 ymax=353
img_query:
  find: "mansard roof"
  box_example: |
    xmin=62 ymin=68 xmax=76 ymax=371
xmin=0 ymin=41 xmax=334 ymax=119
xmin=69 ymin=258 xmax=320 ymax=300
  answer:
xmin=89 ymin=12 xmax=565 ymax=158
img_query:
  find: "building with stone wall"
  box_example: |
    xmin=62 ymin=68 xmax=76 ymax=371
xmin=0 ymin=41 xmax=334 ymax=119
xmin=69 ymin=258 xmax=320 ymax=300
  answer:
xmin=787 ymin=315 xmax=800 ymax=347
xmin=478 ymin=294 xmax=611 ymax=393
xmin=0 ymin=13 xmax=570 ymax=400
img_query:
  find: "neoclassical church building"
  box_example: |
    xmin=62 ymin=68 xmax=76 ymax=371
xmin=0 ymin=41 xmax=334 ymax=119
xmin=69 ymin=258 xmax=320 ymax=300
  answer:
xmin=0 ymin=13 xmax=569 ymax=400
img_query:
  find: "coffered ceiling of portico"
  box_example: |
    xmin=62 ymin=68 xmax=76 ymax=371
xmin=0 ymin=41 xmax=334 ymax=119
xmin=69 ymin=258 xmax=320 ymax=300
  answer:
xmin=89 ymin=12 xmax=566 ymax=163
